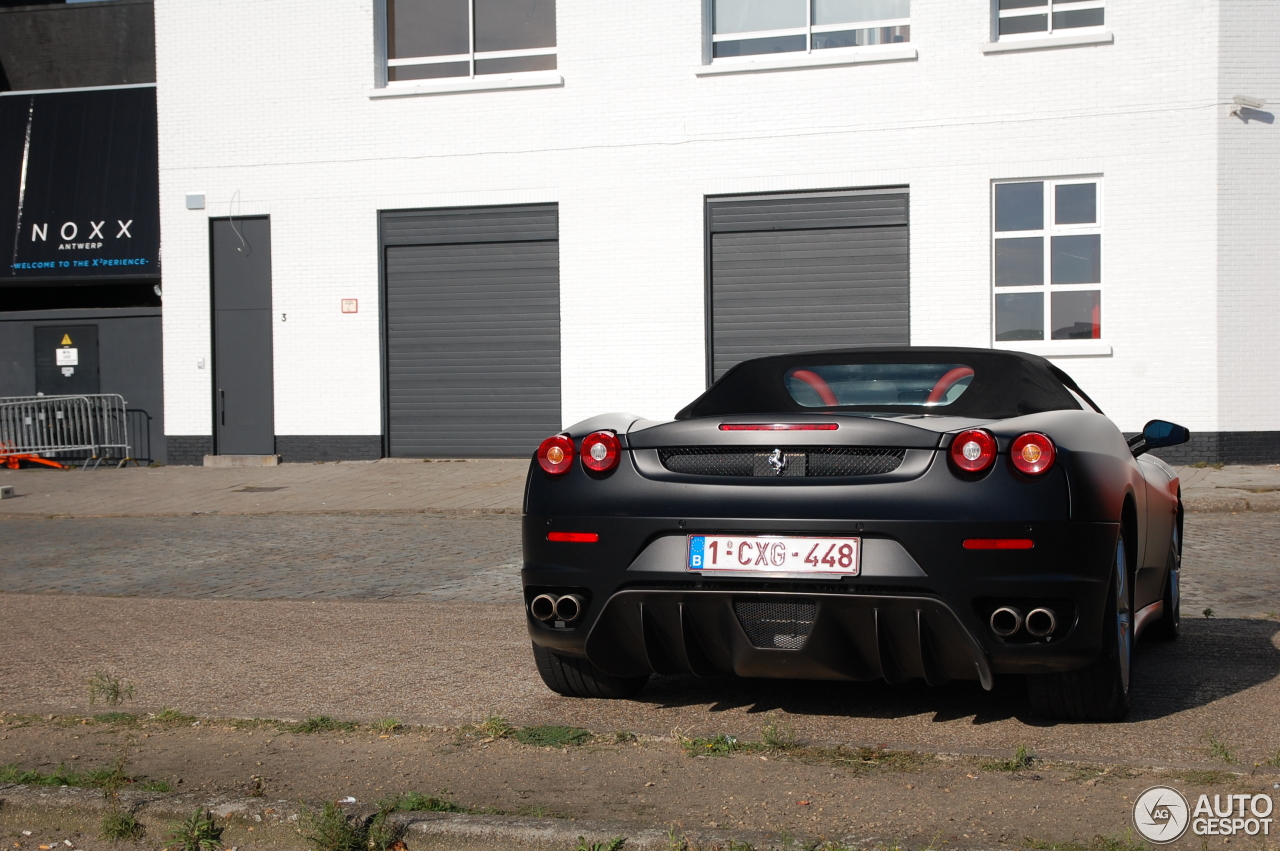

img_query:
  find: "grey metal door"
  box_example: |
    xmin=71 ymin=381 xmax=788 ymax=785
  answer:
xmin=382 ymin=205 xmax=560 ymax=458
xmin=707 ymin=190 xmax=910 ymax=382
xmin=35 ymin=325 xmax=99 ymax=395
xmin=211 ymin=217 xmax=274 ymax=455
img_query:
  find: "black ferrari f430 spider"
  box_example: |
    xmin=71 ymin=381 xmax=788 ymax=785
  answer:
xmin=521 ymin=347 xmax=1190 ymax=721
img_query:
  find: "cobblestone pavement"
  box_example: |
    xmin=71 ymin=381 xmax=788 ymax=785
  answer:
xmin=1 ymin=513 xmax=1277 ymax=617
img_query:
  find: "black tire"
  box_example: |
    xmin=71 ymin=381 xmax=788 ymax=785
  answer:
xmin=1146 ymin=524 xmax=1181 ymax=641
xmin=531 ymin=642 xmax=649 ymax=699
xmin=1026 ymin=536 xmax=1133 ymax=722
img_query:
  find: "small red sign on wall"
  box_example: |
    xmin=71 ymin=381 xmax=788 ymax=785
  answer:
xmin=341 ymin=299 xmax=358 ymax=314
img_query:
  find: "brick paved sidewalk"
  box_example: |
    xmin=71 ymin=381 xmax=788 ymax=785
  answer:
xmin=0 ymin=458 xmax=527 ymax=517
xmin=4 ymin=458 xmax=1280 ymax=518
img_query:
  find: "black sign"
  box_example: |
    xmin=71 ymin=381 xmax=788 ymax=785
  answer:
xmin=0 ymin=86 xmax=159 ymax=282
xmin=35 ymin=324 xmax=100 ymax=395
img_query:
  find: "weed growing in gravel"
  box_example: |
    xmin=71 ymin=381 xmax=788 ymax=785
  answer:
xmin=381 ymin=791 xmax=467 ymax=813
xmin=760 ymin=713 xmax=798 ymax=750
xmin=574 ymin=836 xmax=626 ymax=851
xmin=984 ymin=745 xmax=1036 ymax=772
xmin=1203 ymin=607 xmax=1215 ymax=618
xmin=94 ymin=712 xmax=138 ymax=725
xmin=0 ymin=761 xmax=170 ymax=792
xmin=1207 ymin=732 xmax=1238 ymax=764
xmin=163 ymin=809 xmax=224 ymax=851
xmin=1172 ymin=769 xmax=1238 ymax=785
xmin=152 ymin=708 xmax=197 ymax=725
xmin=679 ymin=733 xmax=741 ymax=756
xmin=515 ymin=725 xmax=593 ymax=747
xmin=373 ymin=717 xmax=402 ymax=734
xmin=100 ymin=811 xmax=145 ymax=842
xmin=823 ymin=745 xmax=932 ymax=773
xmin=614 ymin=731 xmax=638 ymax=744
xmin=285 ymin=716 xmax=357 ymax=734
xmin=475 ymin=714 xmax=516 ymax=739
xmin=87 ymin=672 xmax=135 ymax=706
xmin=301 ymin=802 xmax=365 ymax=851
xmin=1267 ymin=751 xmax=1280 ymax=768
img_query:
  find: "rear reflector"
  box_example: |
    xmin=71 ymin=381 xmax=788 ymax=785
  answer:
xmin=963 ymin=539 xmax=1034 ymax=550
xmin=719 ymin=423 xmax=838 ymax=431
xmin=547 ymin=532 xmax=599 ymax=543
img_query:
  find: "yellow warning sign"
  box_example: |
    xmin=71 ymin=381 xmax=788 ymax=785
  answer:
xmin=60 ymin=334 xmax=72 ymax=346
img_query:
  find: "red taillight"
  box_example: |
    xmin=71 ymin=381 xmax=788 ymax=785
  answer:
xmin=581 ymin=431 xmax=621 ymax=473
xmin=949 ymin=429 xmax=997 ymax=473
xmin=1010 ymin=432 xmax=1055 ymax=475
xmin=964 ymin=539 xmax=1034 ymax=550
xmin=548 ymin=531 xmax=599 ymax=543
xmin=719 ymin=423 xmax=838 ymax=431
xmin=537 ymin=434 xmax=574 ymax=475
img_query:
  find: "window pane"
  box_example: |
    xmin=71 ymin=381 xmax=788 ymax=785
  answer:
xmin=387 ymin=0 xmax=469 ymax=59
xmin=813 ymin=25 xmax=909 ymax=47
xmin=994 ymin=182 xmax=1043 ymax=231
xmin=1051 ymin=291 xmax=1101 ymax=340
xmin=714 ymin=0 xmax=806 ymax=34
xmin=475 ymin=0 xmax=556 ymax=52
xmin=813 ymin=0 xmax=909 ymax=25
xmin=476 ymin=54 xmax=557 ymax=74
xmin=996 ymin=292 xmax=1044 ymax=341
xmin=999 ymin=13 xmax=1048 ymax=34
xmin=1053 ymin=7 xmax=1104 ymax=28
xmin=1055 ymin=183 xmax=1097 ymax=224
xmin=389 ymin=61 xmax=470 ymax=80
xmin=714 ymin=34 xmax=807 ymax=57
xmin=998 ymin=0 xmax=1046 ymax=8
xmin=1051 ymin=234 xmax=1101 ymax=284
xmin=995 ymin=237 xmax=1044 ymax=286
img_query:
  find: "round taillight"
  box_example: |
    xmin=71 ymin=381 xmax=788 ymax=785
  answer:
xmin=1010 ymin=432 xmax=1055 ymax=475
xmin=949 ymin=428 xmax=997 ymax=473
xmin=580 ymin=430 xmax=621 ymax=473
xmin=537 ymin=434 xmax=574 ymax=475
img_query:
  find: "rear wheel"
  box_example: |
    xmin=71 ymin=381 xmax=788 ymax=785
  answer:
xmin=1027 ymin=536 xmax=1133 ymax=722
xmin=531 ymin=642 xmax=649 ymax=699
xmin=1146 ymin=525 xmax=1181 ymax=641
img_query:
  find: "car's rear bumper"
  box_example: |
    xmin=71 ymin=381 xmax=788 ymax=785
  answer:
xmin=522 ymin=516 xmax=1120 ymax=682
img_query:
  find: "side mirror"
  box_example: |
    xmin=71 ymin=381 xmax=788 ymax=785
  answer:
xmin=1130 ymin=419 xmax=1191 ymax=457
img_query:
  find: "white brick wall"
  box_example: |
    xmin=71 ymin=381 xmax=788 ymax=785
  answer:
xmin=155 ymin=0 xmax=1271 ymax=442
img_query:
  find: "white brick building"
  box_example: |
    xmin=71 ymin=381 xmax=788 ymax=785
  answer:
xmin=154 ymin=0 xmax=1280 ymax=463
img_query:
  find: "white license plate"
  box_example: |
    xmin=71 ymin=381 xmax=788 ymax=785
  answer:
xmin=687 ymin=535 xmax=860 ymax=576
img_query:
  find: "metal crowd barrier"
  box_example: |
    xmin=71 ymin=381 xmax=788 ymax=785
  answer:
xmin=0 ymin=393 xmax=134 ymax=469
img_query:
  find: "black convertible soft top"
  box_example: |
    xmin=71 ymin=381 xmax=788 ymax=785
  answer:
xmin=676 ymin=347 xmax=1098 ymax=420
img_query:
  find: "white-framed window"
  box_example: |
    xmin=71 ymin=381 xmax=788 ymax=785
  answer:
xmin=993 ymin=177 xmax=1102 ymax=344
xmin=710 ymin=0 xmax=909 ymax=61
xmin=382 ymin=0 xmax=555 ymax=84
xmin=995 ymin=0 xmax=1104 ymax=40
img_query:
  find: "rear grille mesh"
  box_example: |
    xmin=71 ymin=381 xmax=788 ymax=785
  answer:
xmin=734 ymin=600 xmax=817 ymax=650
xmin=658 ymin=447 xmax=904 ymax=477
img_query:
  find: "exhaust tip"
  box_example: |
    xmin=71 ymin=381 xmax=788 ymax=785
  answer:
xmin=530 ymin=593 xmax=558 ymax=622
xmin=1025 ymin=607 xmax=1057 ymax=638
xmin=554 ymin=593 xmax=586 ymax=623
xmin=990 ymin=606 xmax=1024 ymax=637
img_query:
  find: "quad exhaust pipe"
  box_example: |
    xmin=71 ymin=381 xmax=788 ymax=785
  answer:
xmin=529 ymin=593 xmax=587 ymax=624
xmin=1025 ymin=607 xmax=1057 ymax=638
xmin=989 ymin=606 xmax=1023 ymax=637
xmin=989 ymin=605 xmax=1058 ymax=638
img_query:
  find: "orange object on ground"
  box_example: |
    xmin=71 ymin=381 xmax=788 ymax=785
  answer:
xmin=0 ymin=442 xmax=65 ymax=470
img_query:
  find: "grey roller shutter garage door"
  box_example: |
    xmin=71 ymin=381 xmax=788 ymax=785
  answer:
xmin=382 ymin=205 xmax=560 ymax=457
xmin=707 ymin=190 xmax=909 ymax=381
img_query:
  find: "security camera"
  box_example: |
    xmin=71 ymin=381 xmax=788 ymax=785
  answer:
xmin=1233 ymin=95 xmax=1266 ymax=110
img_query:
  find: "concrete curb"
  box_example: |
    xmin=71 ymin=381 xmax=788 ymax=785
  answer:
xmin=1185 ymin=494 xmax=1280 ymax=513
xmin=0 ymin=785 xmax=783 ymax=851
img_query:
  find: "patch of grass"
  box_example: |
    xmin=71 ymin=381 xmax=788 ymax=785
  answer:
xmin=152 ymin=708 xmax=197 ymax=725
xmin=826 ymin=745 xmax=932 ymax=773
xmin=515 ymin=725 xmax=593 ymax=747
xmin=373 ymin=717 xmax=402 ymax=734
xmin=1171 ymin=768 xmax=1238 ymax=785
xmin=574 ymin=836 xmax=626 ymax=851
xmin=87 ymin=672 xmax=134 ymax=707
xmin=614 ymin=731 xmax=638 ymax=744
xmin=679 ymin=733 xmax=741 ymax=756
xmin=0 ymin=761 xmax=170 ymax=792
xmin=300 ymin=802 xmax=365 ymax=851
xmin=475 ymin=714 xmax=515 ymax=739
xmin=1266 ymin=751 xmax=1280 ymax=768
xmin=100 ymin=811 xmax=144 ymax=842
xmin=984 ymin=745 xmax=1036 ymax=772
xmin=163 ymin=809 xmax=224 ymax=851
xmin=1207 ymin=732 xmax=1238 ymax=764
xmin=1203 ymin=607 xmax=1215 ymax=618
xmin=760 ymin=713 xmax=798 ymax=750
xmin=382 ymin=791 xmax=467 ymax=813
xmin=94 ymin=712 xmax=138 ymax=725
xmin=284 ymin=715 xmax=357 ymax=734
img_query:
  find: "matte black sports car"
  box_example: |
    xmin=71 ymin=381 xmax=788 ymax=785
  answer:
xmin=521 ymin=347 xmax=1189 ymax=721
